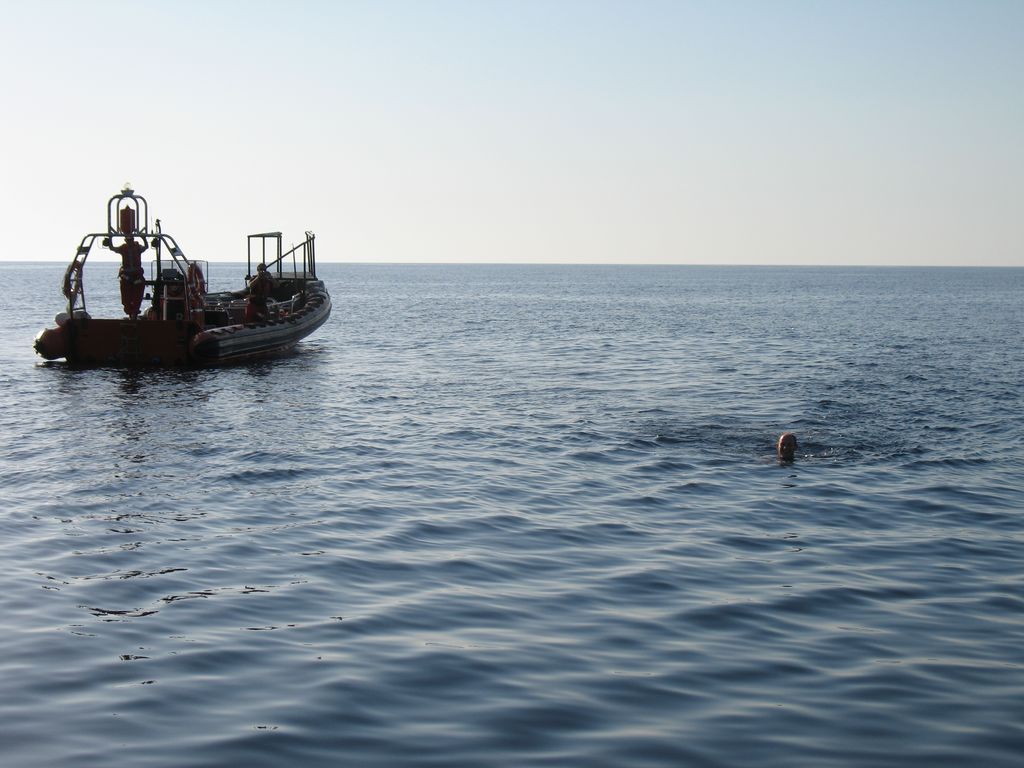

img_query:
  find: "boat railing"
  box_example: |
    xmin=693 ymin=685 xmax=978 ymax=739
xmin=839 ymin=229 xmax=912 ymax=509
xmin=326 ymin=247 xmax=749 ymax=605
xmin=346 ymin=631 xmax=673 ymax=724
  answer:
xmin=60 ymin=228 xmax=205 ymax=320
xmin=149 ymin=233 xmax=194 ymax=281
xmin=63 ymin=235 xmax=100 ymax=315
xmin=248 ymin=232 xmax=317 ymax=293
xmin=278 ymin=232 xmax=317 ymax=279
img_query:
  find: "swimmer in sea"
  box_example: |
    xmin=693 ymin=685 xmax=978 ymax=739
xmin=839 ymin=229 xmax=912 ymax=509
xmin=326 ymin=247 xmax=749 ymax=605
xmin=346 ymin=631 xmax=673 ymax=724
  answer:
xmin=777 ymin=432 xmax=797 ymax=461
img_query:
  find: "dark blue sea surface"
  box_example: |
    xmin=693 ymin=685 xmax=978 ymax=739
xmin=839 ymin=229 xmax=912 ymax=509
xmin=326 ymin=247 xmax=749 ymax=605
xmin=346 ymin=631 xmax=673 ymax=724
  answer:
xmin=1 ymin=262 xmax=1022 ymax=767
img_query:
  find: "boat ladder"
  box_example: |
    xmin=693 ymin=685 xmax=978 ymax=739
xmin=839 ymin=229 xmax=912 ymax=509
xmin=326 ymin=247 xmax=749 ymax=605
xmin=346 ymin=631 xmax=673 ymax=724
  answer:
xmin=119 ymin=320 xmax=141 ymax=363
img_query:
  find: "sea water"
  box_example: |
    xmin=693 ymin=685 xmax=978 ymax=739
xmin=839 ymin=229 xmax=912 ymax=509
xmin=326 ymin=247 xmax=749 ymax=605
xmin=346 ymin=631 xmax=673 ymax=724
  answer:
xmin=0 ymin=262 xmax=1021 ymax=767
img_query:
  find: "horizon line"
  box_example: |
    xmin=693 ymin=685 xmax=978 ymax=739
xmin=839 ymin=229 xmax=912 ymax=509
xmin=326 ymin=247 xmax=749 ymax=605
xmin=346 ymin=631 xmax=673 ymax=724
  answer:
xmin=3 ymin=259 xmax=1022 ymax=269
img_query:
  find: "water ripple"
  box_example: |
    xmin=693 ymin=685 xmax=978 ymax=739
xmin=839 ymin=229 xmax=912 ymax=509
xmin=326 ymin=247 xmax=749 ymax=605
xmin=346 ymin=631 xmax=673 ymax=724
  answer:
xmin=1 ymin=264 xmax=1022 ymax=767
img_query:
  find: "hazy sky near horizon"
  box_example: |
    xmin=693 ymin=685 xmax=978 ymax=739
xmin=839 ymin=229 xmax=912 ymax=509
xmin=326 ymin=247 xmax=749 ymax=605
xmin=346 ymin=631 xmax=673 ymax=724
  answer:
xmin=1 ymin=0 xmax=1021 ymax=265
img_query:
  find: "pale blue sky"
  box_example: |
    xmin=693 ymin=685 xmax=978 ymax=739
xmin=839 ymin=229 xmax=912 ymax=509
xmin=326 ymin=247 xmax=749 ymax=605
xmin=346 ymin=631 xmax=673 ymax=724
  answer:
xmin=1 ymin=0 xmax=1021 ymax=264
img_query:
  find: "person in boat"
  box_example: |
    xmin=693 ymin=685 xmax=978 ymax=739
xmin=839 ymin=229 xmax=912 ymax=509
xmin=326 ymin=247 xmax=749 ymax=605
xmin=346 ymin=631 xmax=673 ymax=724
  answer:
xmin=777 ymin=432 xmax=798 ymax=461
xmin=110 ymin=236 xmax=149 ymax=320
xmin=245 ymin=262 xmax=274 ymax=322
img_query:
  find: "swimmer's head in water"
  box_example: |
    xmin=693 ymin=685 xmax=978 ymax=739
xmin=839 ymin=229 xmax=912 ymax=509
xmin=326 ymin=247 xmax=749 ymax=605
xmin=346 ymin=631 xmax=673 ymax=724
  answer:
xmin=777 ymin=432 xmax=797 ymax=460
